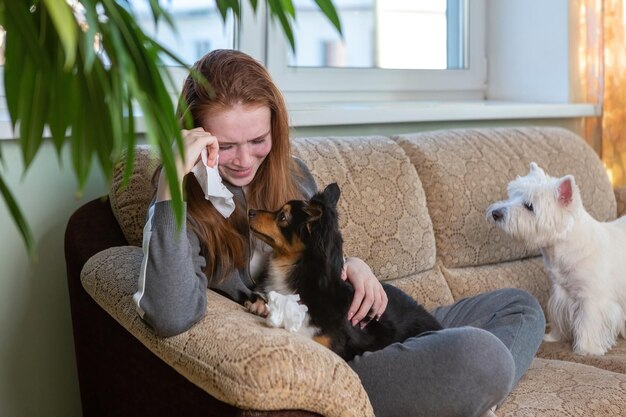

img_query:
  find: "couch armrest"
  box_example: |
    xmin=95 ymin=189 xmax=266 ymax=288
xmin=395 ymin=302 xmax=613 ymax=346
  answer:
xmin=81 ymin=246 xmax=373 ymax=417
xmin=615 ymin=186 xmax=626 ymax=217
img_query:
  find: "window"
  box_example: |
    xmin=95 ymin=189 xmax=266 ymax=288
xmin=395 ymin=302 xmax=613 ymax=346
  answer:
xmin=127 ymin=0 xmax=483 ymax=103
xmin=264 ymin=0 xmax=486 ymax=102
xmin=288 ymin=0 xmax=463 ymax=70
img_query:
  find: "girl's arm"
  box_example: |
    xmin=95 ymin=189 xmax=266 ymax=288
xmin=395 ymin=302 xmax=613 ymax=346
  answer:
xmin=133 ymin=200 xmax=209 ymax=337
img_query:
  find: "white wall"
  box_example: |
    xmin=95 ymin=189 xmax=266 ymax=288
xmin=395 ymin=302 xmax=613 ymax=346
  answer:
xmin=486 ymin=0 xmax=571 ymax=103
xmin=0 ymin=141 xmax=107 ymax=417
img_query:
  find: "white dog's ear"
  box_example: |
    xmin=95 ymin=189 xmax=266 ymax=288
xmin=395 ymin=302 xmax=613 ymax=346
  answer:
xmin=529 ymin=162 xmax=546 ymax=177
xmin=556 ymin=175 xmax=576 ymax=207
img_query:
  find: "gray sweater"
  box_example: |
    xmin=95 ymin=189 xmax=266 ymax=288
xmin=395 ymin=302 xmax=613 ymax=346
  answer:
xmin=133 ymin=159 xmax=317 ymax=337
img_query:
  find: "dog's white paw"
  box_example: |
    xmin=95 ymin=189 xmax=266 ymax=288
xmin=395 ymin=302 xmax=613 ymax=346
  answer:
xmin=573 ymin=346 xmax=606 ymax=356
xmin=573 ymin=341 xmax=608 ymax=356
xmin=543 ymin=330 xmax=562 ymax=343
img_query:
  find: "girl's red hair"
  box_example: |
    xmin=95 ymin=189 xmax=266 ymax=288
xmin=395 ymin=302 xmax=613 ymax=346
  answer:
xmin=178 ymin=49 xmax=303 ymax=281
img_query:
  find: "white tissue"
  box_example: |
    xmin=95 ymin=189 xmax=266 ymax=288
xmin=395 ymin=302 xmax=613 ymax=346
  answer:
xmin=190 ymin=149 xmax=235 ymax=218
xmin=266 ymin=291 xmax=309 ymax=332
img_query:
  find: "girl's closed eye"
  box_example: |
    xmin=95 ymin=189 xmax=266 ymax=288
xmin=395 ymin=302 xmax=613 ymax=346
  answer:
xmin=251 ymin=134 xmax=269 ymax=145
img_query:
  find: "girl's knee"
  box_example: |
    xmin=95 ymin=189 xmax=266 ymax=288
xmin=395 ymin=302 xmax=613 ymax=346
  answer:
xmin=448 ymin=327 xmax=515 ymax=402
xmin=507 ymin=288 xmax=542 ymax=310
xmin=498 ymin=288 xmax=546 ymax=329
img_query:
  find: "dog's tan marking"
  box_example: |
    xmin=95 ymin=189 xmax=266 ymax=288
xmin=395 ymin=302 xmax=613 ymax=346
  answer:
xmin=313 ymin=334 xmax=333 ymax=348
xmin=303 ymin=202 xmax=322 ymax=219
xmin=280 ymin=204 xmax=292 ymax=226
xmin=249 ymin=205 xmax=302 ymax=255
xmin=266 ymin=245 xmax=304 ymax=294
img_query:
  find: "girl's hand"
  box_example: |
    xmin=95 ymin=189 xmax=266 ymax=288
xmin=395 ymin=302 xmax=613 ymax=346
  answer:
xmin=342 ymin=257 xmax=388 ymax=328
xmin=156 ymin=127 xmax=219 ymax=202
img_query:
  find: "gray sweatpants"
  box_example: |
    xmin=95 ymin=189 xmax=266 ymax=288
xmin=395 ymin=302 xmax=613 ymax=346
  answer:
xmin=349 ymin=288 xmax=545 ymax=417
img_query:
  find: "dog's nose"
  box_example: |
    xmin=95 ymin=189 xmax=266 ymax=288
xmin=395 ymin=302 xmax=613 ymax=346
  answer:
xmin=491 ymin=209 xmax=504 ymax=222
xmin=248 ymin=209 xmax=256 ymax=218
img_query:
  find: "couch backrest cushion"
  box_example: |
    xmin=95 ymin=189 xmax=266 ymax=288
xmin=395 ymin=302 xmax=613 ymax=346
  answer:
xmin=292 ymin=136 xmax=436 ymax=281
xmin=109 ymin=145 xmax=159 ymax=246
xmin=393 ymin=127 xmax=616 ymax=268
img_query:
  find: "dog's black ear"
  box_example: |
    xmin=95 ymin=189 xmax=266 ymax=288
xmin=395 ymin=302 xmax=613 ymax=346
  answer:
xmin=322 ymin=183 xmax=341 ymax=207
xmin=303 ymin=202 xmax=323 ymax=223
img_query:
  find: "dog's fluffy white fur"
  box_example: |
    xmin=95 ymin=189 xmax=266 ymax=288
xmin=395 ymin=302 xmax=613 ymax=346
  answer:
xmin=487 ymin=162 xmax=626 ymax=356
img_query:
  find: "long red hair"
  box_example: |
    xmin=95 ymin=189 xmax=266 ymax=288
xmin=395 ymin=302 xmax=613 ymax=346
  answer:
xmin=178 ymin=49 xmax=303 ymax=282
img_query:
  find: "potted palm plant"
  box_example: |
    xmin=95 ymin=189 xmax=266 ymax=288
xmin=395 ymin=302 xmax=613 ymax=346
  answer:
xmin=0 ymin=0 xmax=341 ymax=257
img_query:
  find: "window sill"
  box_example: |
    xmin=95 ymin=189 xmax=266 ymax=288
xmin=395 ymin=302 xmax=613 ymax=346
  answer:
xmin=0 ymin=100 xmax=599 ymax=140
xmin=287 ymin=100 xmax=600 ymax=127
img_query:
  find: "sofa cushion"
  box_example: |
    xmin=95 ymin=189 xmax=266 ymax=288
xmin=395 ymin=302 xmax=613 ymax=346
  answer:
xmin=386 ymin=265 xmax=455 ymax=310
xmin=393 ymin=127 xmax=616 ymax=268
xmin=538 ymin=339 xmax=626 ymax=374
xmin=498 ymin=358 xmax=626 ymax=416
xmin=81 ymin=246 xmax=374 ymax=417
xmin=292 ymin=136 xmax=437 ymax=281
xmin=109 ymin=145 xmax=159 ymax=246
xmin=441 ymin=256 xmax=551 ymax=310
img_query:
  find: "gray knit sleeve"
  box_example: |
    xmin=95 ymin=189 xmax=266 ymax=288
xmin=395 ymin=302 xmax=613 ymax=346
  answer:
xmin=133 ymin=200 xmax=208 ymax=337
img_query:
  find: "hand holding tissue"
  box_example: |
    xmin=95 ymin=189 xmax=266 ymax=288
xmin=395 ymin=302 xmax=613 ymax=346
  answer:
xmin=190 ymin=148 xmax=236 ymax=218
xmin=266 ymin=291 xmax=309 ymax=332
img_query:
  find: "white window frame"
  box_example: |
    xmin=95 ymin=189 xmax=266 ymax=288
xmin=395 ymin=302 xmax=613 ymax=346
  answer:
xmin=257 ymin=0 xmax=487 ymax=103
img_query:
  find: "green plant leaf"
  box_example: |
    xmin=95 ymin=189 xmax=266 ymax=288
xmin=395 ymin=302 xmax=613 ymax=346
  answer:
xmin=4 ymin=0 xmax=47 ymax=68
xmin=107 ymin=63 xmax=125 ymax=165
xmin=216 ymin=0 xmax=241 ymax=21
xmin=3 ymin=27 xmax=25 ymax=129
xmin=268 ymin=0 xmax=295 ymax=51
xmin=47 ymin=32 xmax=77 ymax=154
xmin=81 ymin=2 xmax=101 ymax=71
xmin=0 ymin=174 xmax=36 ymax=260
xmin=248 ymin=0 xmax=259 ymax=13
xmin=42 ymin=0 xmax=78 ymax=69
xmin=279 ymin=0 xmax=296 ymax=18
xmin=121 ymin=94 xmax=136 ymax=187
xmin=68 ymin=83 xmax=92 ymax=196
xmin=18 ymin=66 xmax=48 ymax=170
xmin=101 ymin=0 xmax=185 ymax=225
xmin=85 ymin=60 xmax=114 ymax=183
xmin=313 ymin=0 xmax=342 ymax=34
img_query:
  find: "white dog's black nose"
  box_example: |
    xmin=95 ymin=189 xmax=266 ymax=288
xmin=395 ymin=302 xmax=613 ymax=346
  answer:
xmin=491 ymin=209 xmax=504 ymax=222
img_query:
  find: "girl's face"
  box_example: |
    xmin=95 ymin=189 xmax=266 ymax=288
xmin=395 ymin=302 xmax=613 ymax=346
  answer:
xmin=203 ymin=103 xmax=272 ymax=188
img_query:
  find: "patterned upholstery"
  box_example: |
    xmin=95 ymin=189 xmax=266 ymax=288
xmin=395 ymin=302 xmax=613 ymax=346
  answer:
xmin=109 ymin=145 xmax=159 ymax=246
xmin=386 ymin=265 xmax=455 ymax=310
xmin=441 ymin=257 xmax=551 ymax=311
xmin=498 ymin=358 xmax=626 ymax=416
xmin=292 ymin=136 xmax=437 ymax=281
xmin=83 ymin=127 xmax=626 ymax=416
xmin=538 ymin=339 xmax=626 ymax=374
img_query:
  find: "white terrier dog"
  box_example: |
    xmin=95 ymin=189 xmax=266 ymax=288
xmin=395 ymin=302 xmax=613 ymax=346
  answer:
xmin=487 ymin=162 xmax=626 ymax=356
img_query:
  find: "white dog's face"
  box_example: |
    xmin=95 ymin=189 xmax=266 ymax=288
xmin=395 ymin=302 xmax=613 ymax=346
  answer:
xmin=487 ymin=162 xmax=580 ymax=249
